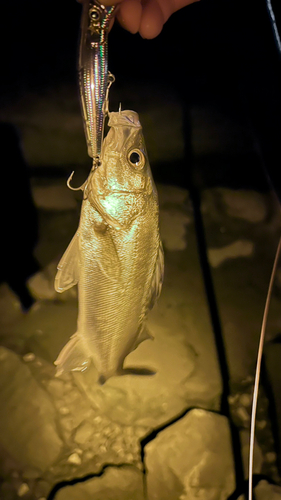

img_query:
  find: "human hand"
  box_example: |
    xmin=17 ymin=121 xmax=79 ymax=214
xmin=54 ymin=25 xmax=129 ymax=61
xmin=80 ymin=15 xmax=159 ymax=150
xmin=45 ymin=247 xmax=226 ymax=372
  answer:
xmin=77 ymin=0 xmax=199 ymax=39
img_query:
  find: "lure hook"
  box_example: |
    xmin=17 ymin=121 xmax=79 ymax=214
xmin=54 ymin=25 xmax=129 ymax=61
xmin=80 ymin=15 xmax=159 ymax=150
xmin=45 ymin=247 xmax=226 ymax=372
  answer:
xmin=103 ymin=72 xmax=116 ymax=117
xmin=67 ymin=171 xmax=87 ymax=191
xmin=67 ymin=157 xmax=101 ymax=192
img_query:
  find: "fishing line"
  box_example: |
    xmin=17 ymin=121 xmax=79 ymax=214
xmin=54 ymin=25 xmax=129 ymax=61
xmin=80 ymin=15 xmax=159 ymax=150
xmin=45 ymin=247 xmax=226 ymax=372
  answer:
xmin=266 ymin=0 xmax=281 ymax=56
xmin=248 ymin=235 xmax=281 ymax=500
xmin=248 ymin=3 xmax=281 ymax=495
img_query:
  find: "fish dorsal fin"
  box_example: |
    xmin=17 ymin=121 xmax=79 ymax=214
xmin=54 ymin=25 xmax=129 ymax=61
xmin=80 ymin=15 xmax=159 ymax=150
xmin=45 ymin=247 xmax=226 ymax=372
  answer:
xmin=147 ymin=240 xmax=164 ymax=311
xmin=55 ymin=232 xmax=80 ymax=293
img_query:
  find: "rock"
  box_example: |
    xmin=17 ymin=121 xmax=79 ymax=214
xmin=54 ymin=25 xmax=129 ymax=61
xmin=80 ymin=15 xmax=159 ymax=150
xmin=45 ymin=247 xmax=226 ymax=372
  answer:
xmin=17 ymin=483 xmax=30 ymax=497
xmin=74 ymin=422 xmax=93 ymax=445
xmin=32 ymin=184 xmax=77 ymax=211
xmin=22 ymin=467 xmax=41 ymax=479
xmin=22 ymin=352 xmax=36 ymax=362
xmin=0 ymin=481 xmax=17 ymax=500
xmin=145 ymin=409 xmax=235 ymax=500
xmin=265 ymin=451 xmax=277 ymax=464
xmin=208 ymin=240 xmax=254 ymax=268
xmin=67 ymin=453 xmax=82 ymax=465
xmin=0 ymin=284 xmax=23 ymax=328
xmin=28 ymin=260 xmax=77 ymax=301
xmin=255 ymin=480 xmax=281 ymax=500
xmin=34 ymin=480 xmax=51 ymax=499
xmin=157 ymin=185 xmax=189 ymax=206
xmin=239 ymin=393 xmax=252 ymax=407
xmin=0 ymin=347 xmax=62 ymax=471
xmin=59 ymin=406 xmax=70 ymax=416
xmin=263 ymin=343 xmax=281 ymax=472
xmin=220 ymin=189 xmax=267 ymax=223
xmin=158 ymin=185 xmax=191 ymax=251
xmin=240 ymin=430 xmax=263 ymax=477
xmin=159 ymin=209 xmax=190 ymax=251
xmin=200 ymin=186 xmax=281 ymax=383
xmin=54 ymin=465 xmax=145 ymax=500
xmin=256 ymin=420 xmax=266 ymax=430
xmin=13 ymin=301 xmax=78 ymax=364
xmin=46 ymin=378 xmax=65 ymax=398
xmin=28 ymin=266 xmax=57 ymax=301
xmin=74 ymin=322 xmax=218 ymax=430
xmin=235 ymin=406 xmax=250 ymax=428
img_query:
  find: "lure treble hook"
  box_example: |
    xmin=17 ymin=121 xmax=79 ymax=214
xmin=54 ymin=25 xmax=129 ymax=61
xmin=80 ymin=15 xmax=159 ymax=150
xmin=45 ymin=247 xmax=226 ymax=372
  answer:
xmin=66 ymin=171 xmax=87 ymax=191
xmin=67 ymin=156 xmax=102 ymax=192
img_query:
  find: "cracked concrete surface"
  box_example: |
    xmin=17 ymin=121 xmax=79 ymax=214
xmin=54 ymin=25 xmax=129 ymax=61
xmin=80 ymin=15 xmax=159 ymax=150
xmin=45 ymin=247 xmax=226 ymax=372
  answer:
xmin=53 ymin=465 xmax=145 ymax=500
xmin=0 ymin=182 xmax=281 ymax=499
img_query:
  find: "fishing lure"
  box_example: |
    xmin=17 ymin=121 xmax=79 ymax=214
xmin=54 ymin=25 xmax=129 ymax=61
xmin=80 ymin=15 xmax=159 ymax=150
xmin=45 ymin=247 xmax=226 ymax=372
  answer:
xmin=79 ymin=0 xmax=115 ymax=160
xmin=54 ymin=0 xmax=164 ymax=383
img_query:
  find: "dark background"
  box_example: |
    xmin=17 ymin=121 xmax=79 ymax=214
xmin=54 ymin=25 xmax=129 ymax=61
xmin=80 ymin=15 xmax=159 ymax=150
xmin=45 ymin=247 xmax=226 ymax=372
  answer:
xmin=1 ymin=0 xmax=281 ymax=193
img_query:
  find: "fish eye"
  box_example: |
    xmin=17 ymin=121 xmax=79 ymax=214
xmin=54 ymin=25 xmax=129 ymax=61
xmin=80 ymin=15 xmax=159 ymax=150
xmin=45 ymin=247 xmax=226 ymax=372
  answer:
xmin=128 ymin=149 xmax=145 ymax=169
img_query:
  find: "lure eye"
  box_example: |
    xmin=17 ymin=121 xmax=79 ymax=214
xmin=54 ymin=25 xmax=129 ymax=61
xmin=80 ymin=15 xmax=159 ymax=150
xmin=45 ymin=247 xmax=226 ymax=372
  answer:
xmin=128 ymin=149 xmax=145 ymax=169
xmin=90 ymin=8 xmax=100 ymax=22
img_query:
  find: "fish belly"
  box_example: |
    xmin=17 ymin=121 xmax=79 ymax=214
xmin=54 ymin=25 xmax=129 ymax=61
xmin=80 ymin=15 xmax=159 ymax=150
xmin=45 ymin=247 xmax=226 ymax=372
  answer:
xmin=78 ymin=199 xmax=159 ymax=379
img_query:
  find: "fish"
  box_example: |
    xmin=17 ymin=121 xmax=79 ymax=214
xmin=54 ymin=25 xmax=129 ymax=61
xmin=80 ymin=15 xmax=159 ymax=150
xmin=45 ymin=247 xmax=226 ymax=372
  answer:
xmin=54 ymin=109 xmax=164 ymax=383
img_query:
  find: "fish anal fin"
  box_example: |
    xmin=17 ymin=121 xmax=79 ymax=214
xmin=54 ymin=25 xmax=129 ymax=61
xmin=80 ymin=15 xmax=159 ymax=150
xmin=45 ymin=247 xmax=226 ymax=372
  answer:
xmin=138 ymin=324 xmax=154 ymax=344
xmin=55 ymin=232 xmax=80 ymax=293
xmin=54 ymin=333 xmax=89 ymax=375
xmin=131 ymin=324 xmax=154 ymax=353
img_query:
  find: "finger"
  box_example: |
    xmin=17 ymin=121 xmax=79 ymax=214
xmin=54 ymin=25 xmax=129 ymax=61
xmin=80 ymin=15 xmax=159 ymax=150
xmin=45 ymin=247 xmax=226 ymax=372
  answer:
xmin=139 ymin=0 xmax=165 ymax=39
xmin=155 ymin=0 xmax=176 ymax=22
xmin=116 ymin=0 xmax=142 ymax=34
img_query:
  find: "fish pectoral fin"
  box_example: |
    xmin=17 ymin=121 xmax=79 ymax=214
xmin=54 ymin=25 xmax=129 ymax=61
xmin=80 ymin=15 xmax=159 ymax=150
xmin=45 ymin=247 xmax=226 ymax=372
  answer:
xmin=148 ymin=240 xmax=164 ymax=310
xmin=55 ymin=232 xmax=80 ymax=293
xmin=54 ymin=333 xmax=90 ymax=376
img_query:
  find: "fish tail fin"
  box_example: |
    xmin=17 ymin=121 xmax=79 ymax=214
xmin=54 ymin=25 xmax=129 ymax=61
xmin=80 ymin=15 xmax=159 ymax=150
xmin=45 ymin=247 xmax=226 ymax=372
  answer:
xmin=54 ymin=333 xmax=90 ymax=376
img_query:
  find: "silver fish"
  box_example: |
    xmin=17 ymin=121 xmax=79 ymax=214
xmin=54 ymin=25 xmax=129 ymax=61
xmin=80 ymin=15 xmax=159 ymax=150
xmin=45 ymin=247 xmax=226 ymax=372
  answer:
xmin=54 ymin=110 xmax=164 ymax=382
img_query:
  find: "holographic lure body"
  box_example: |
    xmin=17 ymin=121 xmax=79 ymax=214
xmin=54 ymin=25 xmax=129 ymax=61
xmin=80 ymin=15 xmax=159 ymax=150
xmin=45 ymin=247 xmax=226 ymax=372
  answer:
xmin=55 ymin=111 xmax=164 ymax=382
xmin=79 ymin=0 xmax=115 ymax=159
